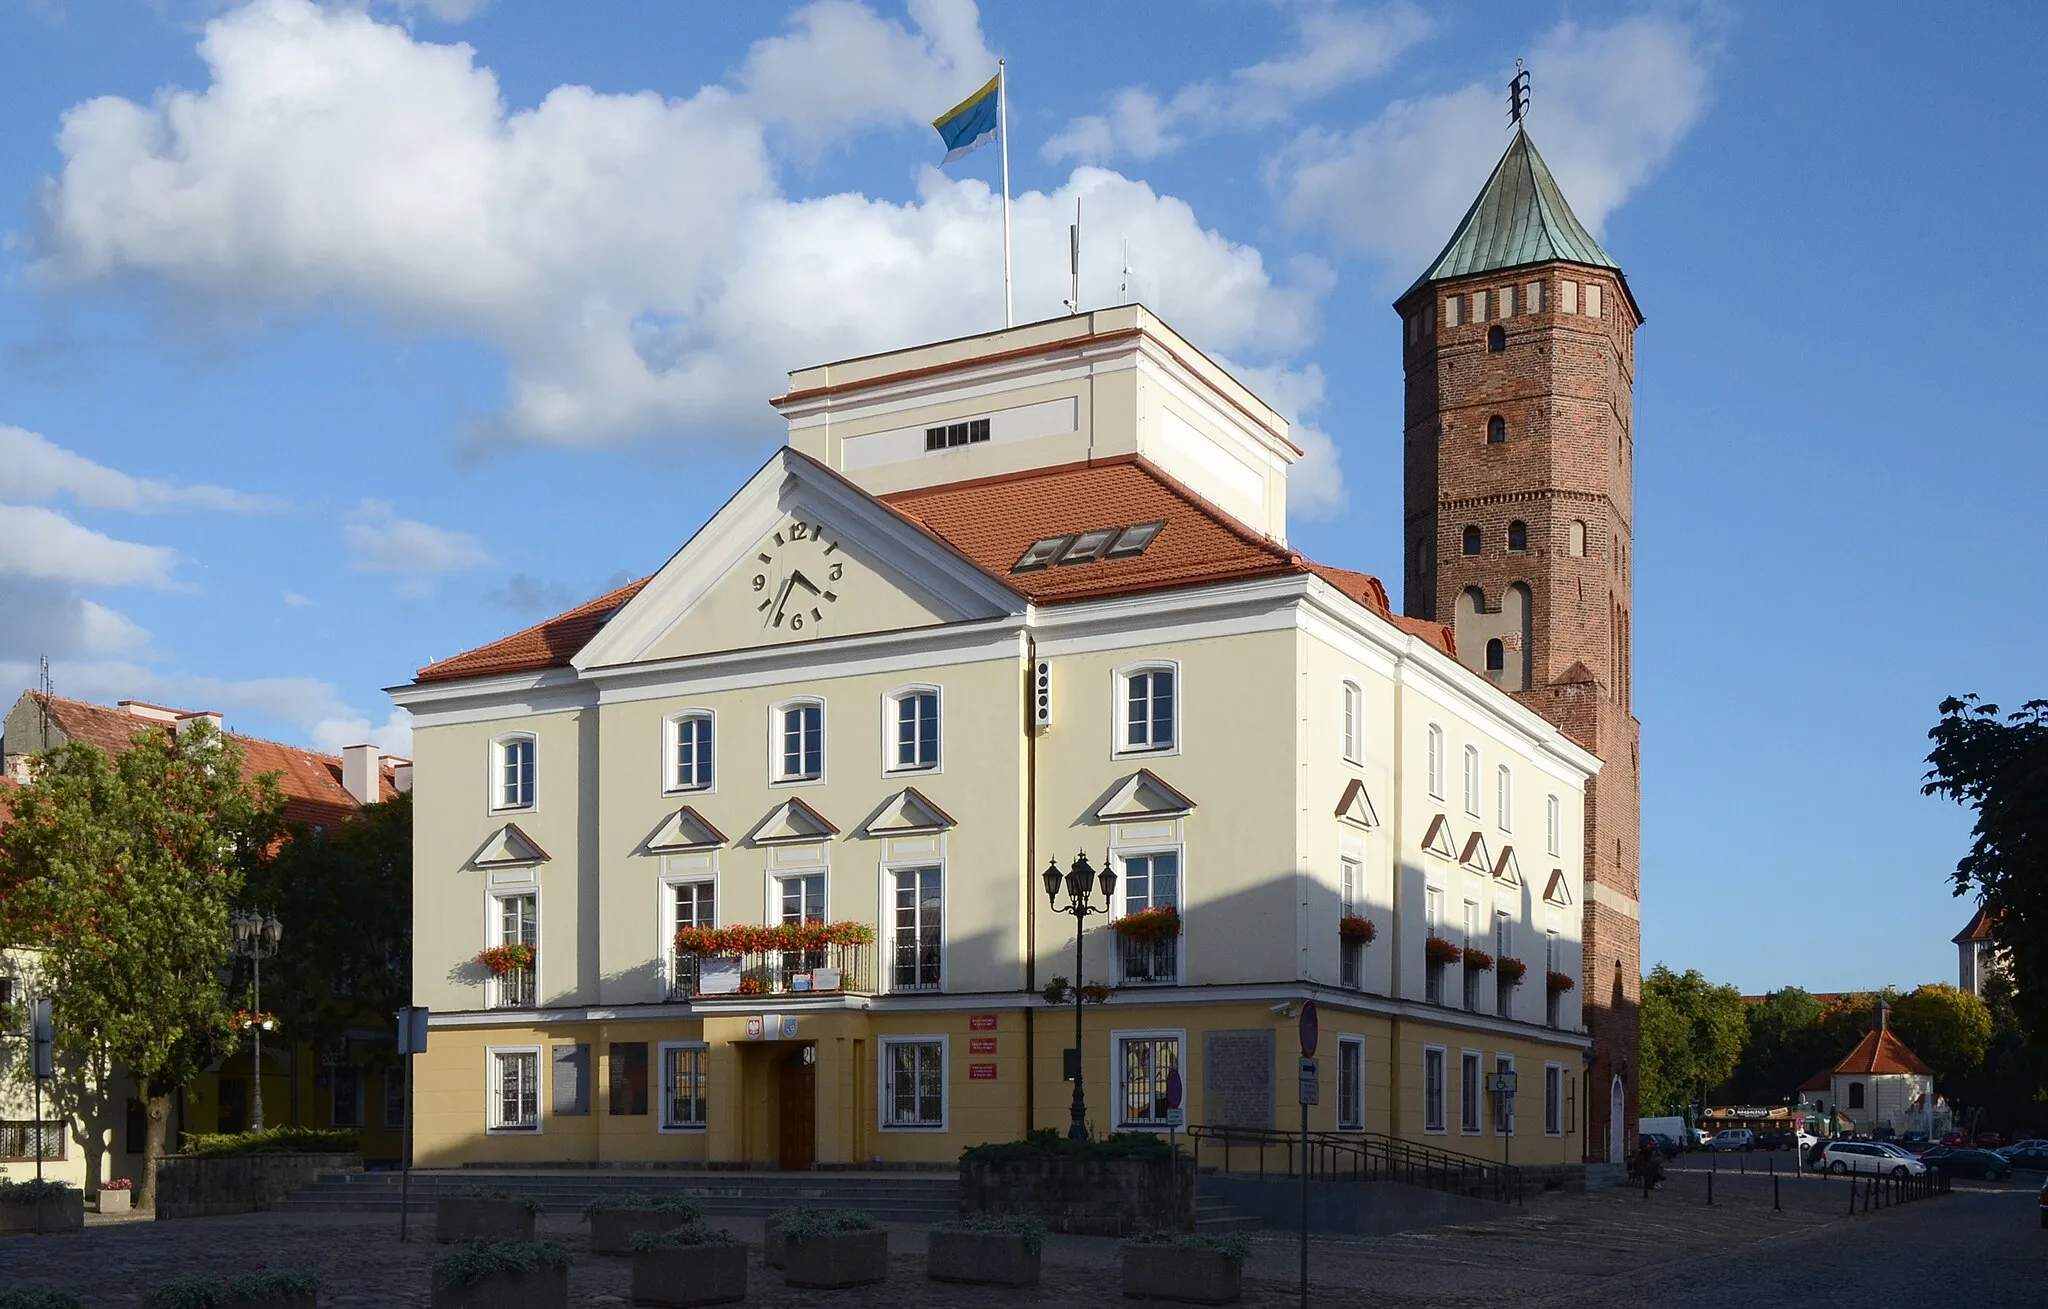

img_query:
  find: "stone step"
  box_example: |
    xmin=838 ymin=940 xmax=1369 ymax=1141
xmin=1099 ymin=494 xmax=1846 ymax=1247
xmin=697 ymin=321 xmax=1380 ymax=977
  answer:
xmin=279 ymin=1169 xmax=961 ymax=1219
xmin=1193 ymin=1195 xmax=1263 ymax=1233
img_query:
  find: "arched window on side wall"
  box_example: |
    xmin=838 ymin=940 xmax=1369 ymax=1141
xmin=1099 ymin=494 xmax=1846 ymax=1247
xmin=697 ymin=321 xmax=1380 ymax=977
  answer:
xmin=1485 ymin=639 xmax=1504 ymax=672
xmin=1507 ymin=521 xmax=1528 ymax=552
xmin=1462 ymin=525 xmax=1482 ymax=556
xmin=1487 ymin=325 xmax=1506 ymax=353
xmin=1487 ymin=415 xmax=1506 ymax=444
xmin=1569 ymin=520 xmax=1587 ymax=557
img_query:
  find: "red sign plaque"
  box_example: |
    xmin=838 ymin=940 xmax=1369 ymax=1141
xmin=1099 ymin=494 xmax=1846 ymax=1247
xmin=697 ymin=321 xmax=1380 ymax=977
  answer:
xmin=969 ymin=1063 xmax=998 ymax=1080
xmin=969 ymin=1013 xmax=998 ymax=1031
xmin=970 ymin=1037 xmax=998 ymax=1055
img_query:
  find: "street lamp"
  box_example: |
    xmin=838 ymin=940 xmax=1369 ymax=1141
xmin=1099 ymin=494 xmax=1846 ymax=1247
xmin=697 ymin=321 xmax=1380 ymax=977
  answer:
xmin=230 ymin=910 xmax=283 ymax=1133
xmin=1042 ymin=851 xmax=1117 ymax=1141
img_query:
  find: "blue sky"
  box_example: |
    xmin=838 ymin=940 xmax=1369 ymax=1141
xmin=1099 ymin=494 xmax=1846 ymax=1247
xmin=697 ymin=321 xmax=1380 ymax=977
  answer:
xmin=1 ymin=0 xmax=2041 ymax=995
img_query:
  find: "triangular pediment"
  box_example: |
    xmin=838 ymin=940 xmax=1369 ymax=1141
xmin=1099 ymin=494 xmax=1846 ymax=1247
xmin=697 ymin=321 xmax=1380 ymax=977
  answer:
xmin=472 ymin=823 xmax=549 ymax=868
xmin=1459 ymin=831 xmax=1492 ymax=874
xmin=571 ymin=449 xmax=1023 ymax=671
xmin=746 ymin=796 xmax=840 ymax=846
xmin=1492 ymin=845 xmax=1522 ymax=887
xmin=1543 ymin=868 xmax=1574 ymax=907
xmin=1421 ymin=813 xmax=1457 ymax=860
xmin=1334 ymin=778 xmax=1380 ymax=829
xmin=645 ymin=806 xmax=728 ymax=852
xmin=860 ymin=787 xmax=956 ymax=837
xmin=1092 ymin=769 xmax=1195 ymax=821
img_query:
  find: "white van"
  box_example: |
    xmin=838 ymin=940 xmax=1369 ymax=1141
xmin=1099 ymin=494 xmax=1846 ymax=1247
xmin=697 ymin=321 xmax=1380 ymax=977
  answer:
xmin=1639 ymin=1116 xmax=1691 ymax=1150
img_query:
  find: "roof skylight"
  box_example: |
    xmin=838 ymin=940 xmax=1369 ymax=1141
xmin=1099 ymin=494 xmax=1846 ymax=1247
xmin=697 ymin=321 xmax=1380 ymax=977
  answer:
xmin=1010 ymin=521 xmax=1166 ymax=574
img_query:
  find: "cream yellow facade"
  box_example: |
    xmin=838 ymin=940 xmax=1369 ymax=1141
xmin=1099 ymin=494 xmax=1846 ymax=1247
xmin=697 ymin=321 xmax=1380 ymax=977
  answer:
xmin=394 ymin=309 xmax=1598 ymax=1172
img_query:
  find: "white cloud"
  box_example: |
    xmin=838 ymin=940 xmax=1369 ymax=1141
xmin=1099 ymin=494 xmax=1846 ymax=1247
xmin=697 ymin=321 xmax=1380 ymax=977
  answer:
xmin=1275 ymin=16 xmax=1713 ymax=277
xmin=0 ymin=504 xmax=178 ymax=587
xmin=1218 ymin=358 xmax=1345 ymax=519
xmin=0 ymin=578 xmax=150 ymax=661
xmin=1044 ymin=1 xmax=1432 ymax=164
xmin=282 ymin=590 xmax=311 ymax=607
xmin=0 ymin=424 xmax=275 ymax=513
xmin=32 ymin=0 xmax=1327 ymax=460
xmin=310 ymin=707 xmax=413 ymax=759
xmin=343 ymin=499 xmax=488 ymax=574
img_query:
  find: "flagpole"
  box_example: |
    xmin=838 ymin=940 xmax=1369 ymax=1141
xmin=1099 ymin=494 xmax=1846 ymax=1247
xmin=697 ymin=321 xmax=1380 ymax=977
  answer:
xmin=998 ymin=58 xmax=1013 ymax=328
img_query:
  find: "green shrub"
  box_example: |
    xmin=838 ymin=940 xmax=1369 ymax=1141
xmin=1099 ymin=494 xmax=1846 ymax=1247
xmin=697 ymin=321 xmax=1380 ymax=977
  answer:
xmin=939 ymin=1211 xmax=1048 ymax=1253
xmin=1123 ymin=1229 xmax=1252 ymax=1269
xmin=432 ymin=1240 xmax=572 ymax=1290
xmin=179 ymin=1127 xmax=359 ymax=1157
xmin=768 ymin=1204 xmax=878 ymax=1239
xmin=0 ymin=1179 xmax=78 ymax=1203
xmin=139 ymin=1269 xmax=319 ymax=1309
xmin=960 ymin=1128 xmax=1179 ymax=1165
xmin=0 ymin=1291 xmax=85 ymax=1309
xmin=580 ymin=1191 xmax=704 ymax=1221
xmin=626 ymin=1220 xmax=742 ymax=1252
xmin=448 ymin=1184 xmax=544 ymax=1213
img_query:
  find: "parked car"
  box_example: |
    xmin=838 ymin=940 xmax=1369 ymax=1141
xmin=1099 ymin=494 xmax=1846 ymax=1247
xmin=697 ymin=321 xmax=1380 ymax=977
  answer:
xmin=1940 ymin=1132 xmax=1969 ymax=1147
xmin=1692 ymin=1128 xmax=1713 ymax=1150
xmin=1639 ymin=1132 xmax=1681 ymax=1160
xmin=1755 ymin=1131 xmax=1792 ymax=1152
xmin=1975 ymin=1132 xmax=2010 ymax=1149
xmin=1817 ymin=1141 xmax=1926 ymax=1178
xmin=2039 ymin=1177 xmax=2048 ymax=1229
xmin=2001 ymin=1145 xmax=2048 ymax=1171
xmin=1707 ymin=1129 xmax=1756 ymax=1152
xmin=1929 ymin=1148 xmax=2014 ymax=1182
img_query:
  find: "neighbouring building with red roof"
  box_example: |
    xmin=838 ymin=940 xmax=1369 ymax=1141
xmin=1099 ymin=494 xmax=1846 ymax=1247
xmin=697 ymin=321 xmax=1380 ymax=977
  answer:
xmin=394 ymin=127 xmax=1637 ymax=1171
xmin=1797 ymin=1000 xmax=1941 ymax=1137
xmin=1953 ymin=907 xmax=2004 ymax=998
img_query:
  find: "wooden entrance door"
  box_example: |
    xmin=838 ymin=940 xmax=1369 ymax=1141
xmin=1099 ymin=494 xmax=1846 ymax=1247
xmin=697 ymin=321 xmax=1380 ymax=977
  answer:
xmin=777 ymin=1048 xmax=816 ymax=1171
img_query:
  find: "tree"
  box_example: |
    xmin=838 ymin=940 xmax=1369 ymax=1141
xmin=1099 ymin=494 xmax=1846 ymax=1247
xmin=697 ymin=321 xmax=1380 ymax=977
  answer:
xmin=1924 ymin=695 xmax=2048 ymax=1037
xmin=1730 ymin=987 xmax=1825 ymax=1103
xmin=248 ymin=793 xmax=412 ymax=1061
xmin=0 ymin=721 xmax=281 ymax=1210
xmin=1890 ymin=983 xmax=1993 ymax=1093
xmin=1638 ymin=965 xmax=1749 ymax=1117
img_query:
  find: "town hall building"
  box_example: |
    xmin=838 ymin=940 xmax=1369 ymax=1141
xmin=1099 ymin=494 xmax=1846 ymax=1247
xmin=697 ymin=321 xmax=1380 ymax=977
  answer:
xmin=394 ymin=126 xmax=1642 ymax=1169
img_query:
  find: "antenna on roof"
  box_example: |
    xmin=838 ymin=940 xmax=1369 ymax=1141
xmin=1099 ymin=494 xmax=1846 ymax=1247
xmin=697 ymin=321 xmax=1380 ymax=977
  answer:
xmin=1062 ymin=196 xmax=1082 ymax=316
xmin=37 ymin=655 xmax=52 ymax=742
xmin=1508 ymin=60 xmax=1530 ymax=128
xmin=1120 ymin=238 xmax=1131 ymax=303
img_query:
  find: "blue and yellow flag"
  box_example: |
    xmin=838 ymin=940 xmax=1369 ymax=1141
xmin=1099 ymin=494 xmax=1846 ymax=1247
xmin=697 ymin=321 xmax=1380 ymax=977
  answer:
xmin=932 ymin=72 xmax=1000 ymax=162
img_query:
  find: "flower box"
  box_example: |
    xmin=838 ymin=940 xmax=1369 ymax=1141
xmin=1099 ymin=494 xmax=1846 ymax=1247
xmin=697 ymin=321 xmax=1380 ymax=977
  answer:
xmin=673 ymin=921 xmax=875 ymax=956
xmin=1546 ymin=971 xmax=1576 ymax=994
xmin=429 ymin=1265 xmax=567 ymax=1309
xmin=435 ymin=1196 xmax=537 ymax=1244
xmin=1338 ymin=915 xmax=1376 ymax=945
xmin=140 ymin=1270 xmax=318 ymax=1309
xmin=630 ymin=1243 xmax=748 ymax=1307
xmin=0 ymin=1186 xmax=85 ymax=1233
xmin=1423 ymin=936 xmax=1462 ymax=967
xmin=1120 ymin=1245 xmax=1241 ymax=1304
xmin=1461 ymin=946 xmax=1494 ymax=973
xmin=589 ymin=1208 xmax=691 ymax=1254
xmin=97 ymin=1188 xmax=133 ymax=1215
xmin=927 ymin=1229 xmax=1040 ymax=1286
xmin=782 ymin=1229 xmax=889 ymax=1289
xmin=1497 ymin=957 xmax=1528 ymax=986
xmin=1109 ymin=906 xmax=1181 ymax=942
xmin=477 ymin=943 xmax=535 ymax=976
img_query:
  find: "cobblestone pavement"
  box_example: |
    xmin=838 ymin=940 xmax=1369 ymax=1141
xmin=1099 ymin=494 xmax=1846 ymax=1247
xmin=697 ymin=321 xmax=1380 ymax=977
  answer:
xmin=0 ymin=1173 xmax=2033 ymax=1307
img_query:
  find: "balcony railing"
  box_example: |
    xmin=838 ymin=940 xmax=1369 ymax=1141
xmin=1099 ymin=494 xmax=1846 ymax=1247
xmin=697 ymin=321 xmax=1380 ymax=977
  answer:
xmin=490 ymin=967 xmax=535 ymax=1010
xmin=670 ymin=942 xmax=874 ymax=1001
xmin=1117 ymin=933 xmax=1179 ymax=985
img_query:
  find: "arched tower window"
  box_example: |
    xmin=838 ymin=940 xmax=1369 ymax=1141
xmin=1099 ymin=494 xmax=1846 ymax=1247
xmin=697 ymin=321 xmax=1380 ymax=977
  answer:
xmin=1507 ymin=521 xmax=1528 ymax=552
xmin=1462 ymin=525 xmax=1482 ymax=555
xmin=1485 ymin=639 xmax=1504 ymax=672
xmin=1487 ymin=325 xmax=1505 ymax=353
xmin=1569 ymin=520 xmax=1587 ymax=557
xmin=1487 ymin=416 xmax=1506 ymax=444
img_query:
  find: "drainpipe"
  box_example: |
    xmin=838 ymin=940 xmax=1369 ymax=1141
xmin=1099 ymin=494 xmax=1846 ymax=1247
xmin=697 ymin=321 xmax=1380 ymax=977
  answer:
xmin=1023 ymin=630 xmax=1039 ymax=1136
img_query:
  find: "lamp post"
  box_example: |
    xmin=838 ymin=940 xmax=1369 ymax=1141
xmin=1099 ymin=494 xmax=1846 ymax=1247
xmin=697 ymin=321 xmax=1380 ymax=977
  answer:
xmin=1043 ymin=851 xmax=1117 ymax=1141
xmin=230 ymin=910 xmax=283 ymax=1133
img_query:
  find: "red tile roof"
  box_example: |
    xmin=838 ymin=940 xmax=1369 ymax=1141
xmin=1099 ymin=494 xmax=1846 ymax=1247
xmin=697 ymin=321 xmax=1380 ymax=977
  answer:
xmin=1832 ymin=1029 xmax=1933 ymax=1077
xmin=1953 ymin=907 xmax=1998 ymax=944
xmin=415 ymin=578 xmax=648 ymax=684
xmin=18 ymin=693 xmax=392 ymax=829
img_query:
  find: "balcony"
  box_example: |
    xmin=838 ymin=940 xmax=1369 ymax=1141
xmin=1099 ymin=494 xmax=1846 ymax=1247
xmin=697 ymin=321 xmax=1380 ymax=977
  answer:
xmin=490 ymin=967 xmax=535 ymax=1010
xmin=1117 ymin=933 xmax=1179 ymax=985
xmin=670 ymin=942 xmax=874 ymax=1001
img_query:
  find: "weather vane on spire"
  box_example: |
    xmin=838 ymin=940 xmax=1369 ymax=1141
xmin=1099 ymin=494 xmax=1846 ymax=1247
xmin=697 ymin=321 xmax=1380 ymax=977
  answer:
xmin=1509 ymin=60 xmax=1530 ymax=127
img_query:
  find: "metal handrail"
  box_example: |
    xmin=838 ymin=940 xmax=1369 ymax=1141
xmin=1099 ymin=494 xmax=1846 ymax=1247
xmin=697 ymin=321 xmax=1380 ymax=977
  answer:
xmin=1185 ymin=1124 xmax=1525 ymax=1206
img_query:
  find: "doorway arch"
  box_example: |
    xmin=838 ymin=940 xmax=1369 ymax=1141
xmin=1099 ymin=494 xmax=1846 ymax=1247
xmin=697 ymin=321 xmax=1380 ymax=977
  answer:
xmin=1609 ymin=1074 xmax=1626 ymax=1162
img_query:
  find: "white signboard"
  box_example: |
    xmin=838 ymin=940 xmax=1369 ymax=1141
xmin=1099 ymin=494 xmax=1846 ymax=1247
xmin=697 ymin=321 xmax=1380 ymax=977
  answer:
xmin=699 ymin=958 xmax=743 ymax=996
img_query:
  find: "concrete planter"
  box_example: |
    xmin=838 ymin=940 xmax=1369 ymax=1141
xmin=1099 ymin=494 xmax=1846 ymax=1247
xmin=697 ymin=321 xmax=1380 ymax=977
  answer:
xmin=1121 ymin=1246 xmax=1241 ymax=1304
xmin=962 ymin=1156 xmax=1191 ymax=1235
xmin=154 ymin=1152 xmax=363 ymax=1220
xmin=927 ymin=1230 xmax=1039 ymax=1286
xmin=429 ymin=1265 xmax=567 ymax=1309
xmin=97 ymin=1188 xmax=134 ymax=1214
xmin=783 ymin=1229 xmax=889 ymax=1289
xmin=590 ymin=1209 xmax=691 ymax=1254
xmin=762 ymin=1229 xmax=785 ymax=1269
xmin=630 ymin=1244 xmax=748 ymax=1307
xmin=434 ymin=1197 xmax=536 ymax=1244
xmin=0 ymin=1192 xmax=86 ymax=1233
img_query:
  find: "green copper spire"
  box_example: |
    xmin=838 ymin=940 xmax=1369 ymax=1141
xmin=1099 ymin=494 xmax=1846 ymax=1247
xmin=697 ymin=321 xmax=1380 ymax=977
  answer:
xmin=1407 ymin=127 xmax=1618 ymax=294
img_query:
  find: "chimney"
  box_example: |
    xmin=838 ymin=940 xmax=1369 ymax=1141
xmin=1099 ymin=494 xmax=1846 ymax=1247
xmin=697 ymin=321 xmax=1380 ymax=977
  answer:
xmin=389 ymin=759 xmax=414 ymax=796
xmin=175 ymin=711 xmax=224 ymax=737
xmin=120 ymin=700 xmax=184 ymax=724
xmin=1872 ymin=999 xmax=1890 ymax=1034
xmin=341 ymin=744 xmax=381 ymax=807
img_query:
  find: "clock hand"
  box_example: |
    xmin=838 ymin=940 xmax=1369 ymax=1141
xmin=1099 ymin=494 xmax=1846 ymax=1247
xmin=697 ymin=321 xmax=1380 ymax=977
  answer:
xmin=767 ymin=576 xmax=795 ymax=625
xmin=790 ymin=570 xmax=822 ymax=596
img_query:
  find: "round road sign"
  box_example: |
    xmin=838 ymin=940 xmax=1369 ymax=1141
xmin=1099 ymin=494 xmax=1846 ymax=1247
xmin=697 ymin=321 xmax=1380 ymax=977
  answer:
xmin=1299 ymin=998 xmax=1319 ymax=1057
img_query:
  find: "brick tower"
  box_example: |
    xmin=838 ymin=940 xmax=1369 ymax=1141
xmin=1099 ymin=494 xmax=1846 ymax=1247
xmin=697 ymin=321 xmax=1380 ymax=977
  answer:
xmin=1395 ymin=127 xmax=1642 ymax=1162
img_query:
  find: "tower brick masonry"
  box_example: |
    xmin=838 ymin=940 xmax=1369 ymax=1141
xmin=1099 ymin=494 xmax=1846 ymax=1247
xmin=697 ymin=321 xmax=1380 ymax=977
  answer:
xmin=1395 ymin=129 xmax=1643 ymax=1162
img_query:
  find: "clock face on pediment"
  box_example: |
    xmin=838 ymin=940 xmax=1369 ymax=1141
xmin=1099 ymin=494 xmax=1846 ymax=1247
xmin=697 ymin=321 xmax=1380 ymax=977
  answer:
xmin=750 ymin=515 xmax=848 ymax=638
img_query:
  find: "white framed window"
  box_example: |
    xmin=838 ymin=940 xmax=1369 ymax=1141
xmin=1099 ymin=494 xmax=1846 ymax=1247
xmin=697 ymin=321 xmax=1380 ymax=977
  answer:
xmin=1115 ymin=850 xmax=1181 ymax=985
xmin=1496 ymin=765 xmax=1513 ymax=832
xmin=1423 ymin=1046 xmax=1447 ymax=1133
xmin=330 ymin=1065 xmax=363 ymax=1128
xmin=1546 ymin=794 xmax=1561 ymax=857
xmin=1117 ymin=664 xmax=1178 ymax=754
xmin=886 ymin=687 xmax=941 ymax=772
xmin=1337 ymin=1036 xmax=1364 ymax=1131
xmin=489 ymin=890 xmax=538 ymax=1009
xmin=666 ymin=712 xmax=715 ymax=792
xmin=1545 ymin=1063 xmax=1564 ymax=1136
xmin=1425 ymin=885 xmax=1444 ymax=932
xmin=1495 ymin=912 xmax=1513 ymax=962
xmin=1462 ymin=745 xmax=1481 ymax=818
xmin=488 ymin=1046 xmax=541 ymax=1132
xmin=1425 ymin=724 xmax=1444 ymax=799
xmin=1114 ymin=1030 xmax=1184 ymax=1129
xmin=879 ymin=1036 xmax=947 ymax=1130
xmin=384 ymin=1065 xmax=406 ymax=1130
xmin=1339 ymin=856 xmax=1363 ymax=989
xmin=658 ymin=1042 xmax=708 ymax=1130
xmin=1460 ymin=1050 xmax=1482 ymax=1133
xmin=773 ymin=699 xmax=825 ymax=783
xmin=664 ymin=876 xmax=715 ymax=996
xmin=492 ymin=733 xmax=536 ymax=811
xmin=1341 ymin=682 xmax=1362 ymax=763
xmin=890 ymin=865 xmax=943 ymax=991
xmin=1494 ymin=1055 xmax=1516 ymax=1135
